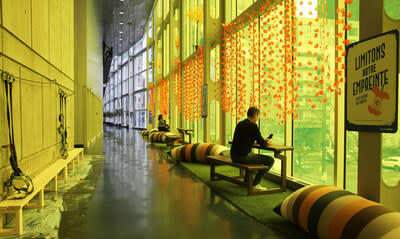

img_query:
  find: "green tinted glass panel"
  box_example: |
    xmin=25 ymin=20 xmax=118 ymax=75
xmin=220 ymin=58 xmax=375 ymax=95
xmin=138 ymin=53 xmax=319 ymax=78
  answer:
xmin=225 ymin=0 xmax=235 ymax=22
xmin=164 ymin=0 xmax=169 ymax=20
xmin=198 ymin=0 xmax=204 ymax=46
xmin=382 ymin=86 xmax=400 ymax=186
xmin=384 ymin=0 xmax=400 ymax=20
xmin=210 ymin=0 xmax=219 ymax=19
xmin=346 ymin=0 xmax=360 ymax=193
xmin=156 ymin=0 xmax=162 ymax=19
xmin=210 ymin=101 xmax=216 ymax=142
xmin=237 ymin=0 xmax=253 ymax=17
xmin=292 ymin=0 xmax=335 ymax=185
xmin=210 ymin=100 xmax=220 ymax=142
xmin=183 ymin=0 xmax=189 ymax=59
xmin=198 ymin=118 xmax=204 ymax=143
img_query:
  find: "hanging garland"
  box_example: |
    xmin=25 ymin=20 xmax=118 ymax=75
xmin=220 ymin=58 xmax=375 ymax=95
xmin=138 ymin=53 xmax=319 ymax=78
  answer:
xmin=174 ymin=61 xmax=183 ymax=113
xmin=220 ymin=0 xmax=355 ymax=125
xmin=157 ymin=77 xmax=169 ymax=116
xmin=149 ymin=83 xmax=155 ymax=118
xmin=183 ymin=46 xmax=204 ymax=121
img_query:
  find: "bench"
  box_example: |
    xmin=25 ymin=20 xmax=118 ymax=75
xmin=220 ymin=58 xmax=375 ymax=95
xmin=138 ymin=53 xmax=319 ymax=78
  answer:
xmin=177 ymin=128 xmax=194 ymax=144
xmin=208 ymin=155 xmax=283 ymax=196
xmin=228 ymin=142 xmax=293 ymax=193
xmin=0 ymin=148 xmax=84 ymax=236
xmin=163 ymin=133 xmax=181 ymax=147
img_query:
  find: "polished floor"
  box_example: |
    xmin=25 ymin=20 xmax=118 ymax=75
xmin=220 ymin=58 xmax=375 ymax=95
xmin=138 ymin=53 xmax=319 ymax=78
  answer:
xmin=61 ymin=126 xmax=293 ymax=239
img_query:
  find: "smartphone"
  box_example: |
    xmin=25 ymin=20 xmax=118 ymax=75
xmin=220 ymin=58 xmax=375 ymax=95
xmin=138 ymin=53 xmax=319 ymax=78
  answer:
xmin=267 ymin=133 xmax=273 ymax=139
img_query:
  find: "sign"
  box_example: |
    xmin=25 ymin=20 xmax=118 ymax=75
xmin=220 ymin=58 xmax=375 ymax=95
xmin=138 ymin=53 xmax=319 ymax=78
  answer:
xmin=149 ymin=110 xmax=152 ymax=124
xmin=346 ymin=30 xmax=399 ymax=133
xmin=201 ymin=84 xmax=208 ymax=118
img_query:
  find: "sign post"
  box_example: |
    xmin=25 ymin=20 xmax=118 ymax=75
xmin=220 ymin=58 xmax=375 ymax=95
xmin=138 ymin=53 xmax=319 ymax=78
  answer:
xmin=201 ymin=84 xmax=208 ymax=118
xmin=346 ymin=30 xmax=399 ymax=133
xmin=346 ymin=26 xmax=399 ymax=202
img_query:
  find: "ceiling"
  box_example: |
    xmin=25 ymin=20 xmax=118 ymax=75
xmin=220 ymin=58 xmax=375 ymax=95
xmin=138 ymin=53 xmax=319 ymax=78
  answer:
xmin=102 ymin=0 xmax=154 ymax=56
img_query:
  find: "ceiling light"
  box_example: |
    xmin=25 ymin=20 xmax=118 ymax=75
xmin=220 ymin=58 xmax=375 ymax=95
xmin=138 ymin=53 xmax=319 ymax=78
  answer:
xmin=120 ymin=38 xmax=123 ymax=41
xmin=120 ymin=22 xmax=124 ymax=25
xmin=120 ymin=12 xmax=124 ymax=14
xmin=120 ymin=31 xmax=123 ymax=34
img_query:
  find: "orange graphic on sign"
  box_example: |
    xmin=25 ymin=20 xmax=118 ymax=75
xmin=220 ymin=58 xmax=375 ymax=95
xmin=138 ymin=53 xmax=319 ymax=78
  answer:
xmin=368 ymin=87 xmax=390 ymax=116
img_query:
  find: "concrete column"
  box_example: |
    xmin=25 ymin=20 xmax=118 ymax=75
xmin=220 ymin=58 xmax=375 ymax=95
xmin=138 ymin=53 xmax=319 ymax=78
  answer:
xmin=357 ymin=0 xmax=383 ymax=202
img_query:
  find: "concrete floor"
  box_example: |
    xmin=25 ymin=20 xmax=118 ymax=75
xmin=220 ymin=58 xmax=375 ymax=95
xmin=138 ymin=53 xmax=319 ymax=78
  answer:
xmin=59 ymin=126 xmax=290 ymax=239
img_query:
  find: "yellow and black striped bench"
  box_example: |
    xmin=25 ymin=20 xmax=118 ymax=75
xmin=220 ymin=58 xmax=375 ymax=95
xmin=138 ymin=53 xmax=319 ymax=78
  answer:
xmin=274 ymin=185 xmax=400 ymax=239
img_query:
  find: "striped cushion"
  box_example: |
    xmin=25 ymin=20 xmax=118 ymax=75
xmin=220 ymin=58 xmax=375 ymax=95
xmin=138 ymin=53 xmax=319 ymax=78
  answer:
xmin=149 ymin=132 xmax=167 ymax=142
xmin=141 ymin=129 xmax=158 ymax=136
xmin=170 ymin=143 xmax=230 ymax=164
xmin=274 ymin=185 xmax=400 ymax=239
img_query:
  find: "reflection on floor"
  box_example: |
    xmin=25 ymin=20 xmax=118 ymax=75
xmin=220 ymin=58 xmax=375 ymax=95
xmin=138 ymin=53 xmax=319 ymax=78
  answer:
xmin=2 ymin=154 xmax=105 ymax=239
xmin=6 ymin=126 xmax=295 ymax=238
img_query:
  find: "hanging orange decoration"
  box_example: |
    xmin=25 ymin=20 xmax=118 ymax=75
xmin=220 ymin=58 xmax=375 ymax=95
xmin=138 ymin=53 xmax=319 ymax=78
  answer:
xmin=174 ymin=61 xmax=183 ymax=113
xmin=157 ymin=77 xmax=169 ymax=117
xmin=149 ymin=83 xmax=155 ymax=118
xmin=185 ymin=6 xmax=203 ymax=23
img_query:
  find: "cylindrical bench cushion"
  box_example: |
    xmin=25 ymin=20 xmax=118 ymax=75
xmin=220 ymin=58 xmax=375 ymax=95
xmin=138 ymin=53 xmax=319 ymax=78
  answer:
xmin=273 ymin=185 xmax=400 ymax=239
xmin=149 ymin=132 xmax=167 ymax=142
xmin=141 ymin=128 xmax=158 ymax=136
xmin=170 ymin=143 xmax=230 ymax=164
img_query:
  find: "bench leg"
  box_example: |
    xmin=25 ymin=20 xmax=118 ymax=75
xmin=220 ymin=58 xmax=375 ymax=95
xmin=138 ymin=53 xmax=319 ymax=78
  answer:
xmin=25 ymin=189 xmax=44 ymax=209
xmin=281 ymin=155 xmax=287 ymax=191
xmin=69 ymin=161 xmax=74 ymax=171
xmin=248 ymin=171 xmax=254 ymax=196
xmin=39 ymin=189 xmax=44 ymax=208
xmin=210 ymin=163 xmax=216 ymax=181
xmin=0 ymin=214 xmax=3 ymax=229
xmin=16 ymin=209 xmax=22 ymax=235
xmin=0 ymin=209 xmax=22 ymax=236
xmin=240 ymin=168 xmax=244 ymax=177
xmin=64 ymin=166 xmax=68 ymax=179
xmin=45 ymin=176 xmax=57 ymax=192
xmin=58 ymin=167 xmax=68 ymax=180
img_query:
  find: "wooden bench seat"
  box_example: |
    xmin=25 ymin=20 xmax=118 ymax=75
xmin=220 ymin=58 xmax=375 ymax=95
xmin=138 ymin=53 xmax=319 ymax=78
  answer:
xmin=207 ymin=155 xmax=284 ymax=196
xmin=177 ymin=128 xmax=193 ymax=144
xmin=163 ymin=133 xmax=181 ymax=147
xmin=0 ymin=148 xmax=84 ymax=236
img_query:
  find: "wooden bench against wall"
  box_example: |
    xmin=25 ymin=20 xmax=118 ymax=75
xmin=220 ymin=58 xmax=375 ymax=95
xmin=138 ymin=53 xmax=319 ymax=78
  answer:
xmin=0 ymin=148 xmax=84 ymax=236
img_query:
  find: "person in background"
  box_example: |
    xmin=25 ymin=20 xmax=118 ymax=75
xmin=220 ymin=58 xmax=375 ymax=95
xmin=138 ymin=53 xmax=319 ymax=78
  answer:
xmin=230 ymin=106 xmax=274 ymax=191
xmin=158 ymin=114 xmax=170 ymax=132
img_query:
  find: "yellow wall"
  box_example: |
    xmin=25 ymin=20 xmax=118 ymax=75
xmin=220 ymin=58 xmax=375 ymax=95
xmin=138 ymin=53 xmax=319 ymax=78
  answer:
xmin=0 ymin=0 xmax=103 ymax=197
xmin=0 ymin=0 xmax=75 ymax=192
xmin=74 ymin=0 xmax=103 ymax=147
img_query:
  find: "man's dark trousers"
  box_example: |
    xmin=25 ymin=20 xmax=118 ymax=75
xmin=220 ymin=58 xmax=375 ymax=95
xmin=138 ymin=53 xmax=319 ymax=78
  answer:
xmin=232 ymin=152 xmax=274 ymax=185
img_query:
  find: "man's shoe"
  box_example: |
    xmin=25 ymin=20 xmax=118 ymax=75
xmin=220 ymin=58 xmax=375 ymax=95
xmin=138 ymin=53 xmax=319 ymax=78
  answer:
xmin=253 ymin=185 xmax=268 ymax=192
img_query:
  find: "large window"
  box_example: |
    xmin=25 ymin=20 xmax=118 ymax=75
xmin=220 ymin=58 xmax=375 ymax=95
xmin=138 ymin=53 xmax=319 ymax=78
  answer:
xmin=183 ymin=0 xmax=204 ymax=59
xmin=143 ymin=0 xmax=381 ymax=192
xmin=291 ymin=0 xmax=336 ymax=185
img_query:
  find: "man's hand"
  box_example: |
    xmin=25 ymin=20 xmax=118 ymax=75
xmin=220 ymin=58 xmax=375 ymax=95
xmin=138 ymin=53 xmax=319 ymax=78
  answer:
xmin=265 ymin=137 xmax=272 ymax=144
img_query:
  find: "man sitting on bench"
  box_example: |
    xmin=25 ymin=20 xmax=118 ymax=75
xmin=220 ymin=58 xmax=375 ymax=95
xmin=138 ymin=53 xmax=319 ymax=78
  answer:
xmin=230 ymin=106 xmax=274 ymax=192
xmin=158 ymin=114 xmax=170 ymax=132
